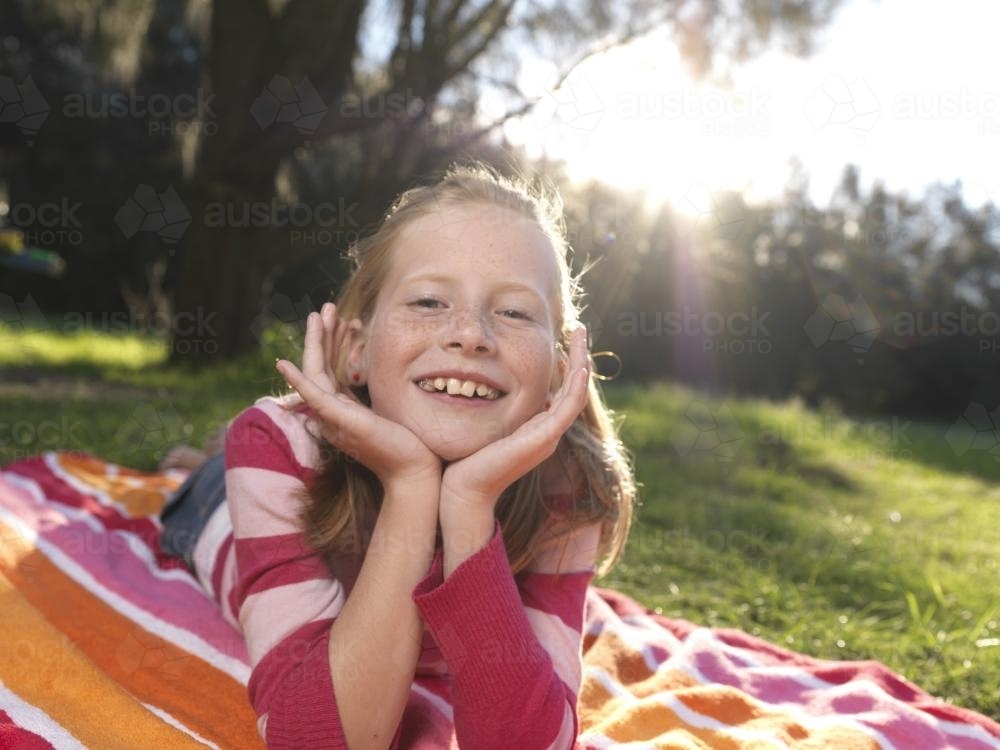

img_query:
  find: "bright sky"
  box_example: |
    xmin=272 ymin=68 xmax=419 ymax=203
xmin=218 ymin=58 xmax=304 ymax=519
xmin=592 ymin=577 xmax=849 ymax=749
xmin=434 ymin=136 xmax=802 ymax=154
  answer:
xmin=499 ymin=0 xmax=1000 ymax=209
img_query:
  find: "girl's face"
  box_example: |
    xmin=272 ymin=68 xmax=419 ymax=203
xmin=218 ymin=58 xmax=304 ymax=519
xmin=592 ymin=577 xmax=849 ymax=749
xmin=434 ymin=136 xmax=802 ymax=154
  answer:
xmin=350 ymin=201 xmax=566 ymax=461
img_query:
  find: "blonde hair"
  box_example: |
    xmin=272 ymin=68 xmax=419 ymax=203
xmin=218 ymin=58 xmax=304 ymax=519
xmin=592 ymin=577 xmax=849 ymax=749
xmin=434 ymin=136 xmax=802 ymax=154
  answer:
xmin=294 ymin=161 xmax=636 ymax=576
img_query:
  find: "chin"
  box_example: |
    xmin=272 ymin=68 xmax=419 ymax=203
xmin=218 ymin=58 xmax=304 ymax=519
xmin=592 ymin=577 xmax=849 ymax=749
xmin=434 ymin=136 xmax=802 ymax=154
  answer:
xmin=425 ymin=435 xmax=487 ymax=462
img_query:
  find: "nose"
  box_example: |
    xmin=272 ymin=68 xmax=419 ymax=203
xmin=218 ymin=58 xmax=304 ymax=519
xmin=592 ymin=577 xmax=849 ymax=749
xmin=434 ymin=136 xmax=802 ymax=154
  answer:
xmin=441 ymin=308 xmax=496 ymax=355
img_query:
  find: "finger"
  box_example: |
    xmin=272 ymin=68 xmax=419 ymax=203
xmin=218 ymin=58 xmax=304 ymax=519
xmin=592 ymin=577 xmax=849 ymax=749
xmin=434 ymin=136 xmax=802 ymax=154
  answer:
xmin=335 ymin=316 xmax=353 ymax=381
xmin=303 ymin=311 xmax=340 ymax=394
xmin=561 ymin=365 xmax=590 ymax=417
xmin=277 ymin=358 xmax=360 ymax=440
xmin=539 ymin=377 xmax=585 ymax=442
xmin=544 ymin=355 xmax=590 ymax=438
xmin=301 ymin=311 xmax=327 ymax=383
xmin=570 ymin=324 xmax=590 ymax=373
xmin=321 ymin=303 xmax=339 ymax=386
xmin=503 ymin=363 xmax=588 ymax=464
xmin=552 ymin=328 xmax=589 ymax=405
xmin=526 ymin=329 xmax=588 ymax=449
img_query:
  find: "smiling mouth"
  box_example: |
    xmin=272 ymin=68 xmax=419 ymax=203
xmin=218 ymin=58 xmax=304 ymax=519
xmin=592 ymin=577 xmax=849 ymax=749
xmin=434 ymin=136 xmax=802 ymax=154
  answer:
xmin=414 ymin=377 xmax=505 ymax=401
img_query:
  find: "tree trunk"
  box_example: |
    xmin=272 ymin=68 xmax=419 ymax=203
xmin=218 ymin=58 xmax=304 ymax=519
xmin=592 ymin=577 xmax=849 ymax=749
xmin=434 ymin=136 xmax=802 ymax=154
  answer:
xmin=167 ymin=0 xmax=280 ymax=367
xmin=168 ymin=159 xmax=280 ymax=366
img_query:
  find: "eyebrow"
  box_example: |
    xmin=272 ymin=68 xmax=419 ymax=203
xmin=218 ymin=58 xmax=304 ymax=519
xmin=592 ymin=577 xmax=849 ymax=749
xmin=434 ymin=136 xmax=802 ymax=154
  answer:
xmin=398 ymin=272 xmax=547 ymax=301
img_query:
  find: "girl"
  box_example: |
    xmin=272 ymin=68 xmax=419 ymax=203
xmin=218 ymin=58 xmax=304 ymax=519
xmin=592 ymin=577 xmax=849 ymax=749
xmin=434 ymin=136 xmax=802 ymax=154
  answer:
xmin=159 ymin=162 xmax=636 ymax=749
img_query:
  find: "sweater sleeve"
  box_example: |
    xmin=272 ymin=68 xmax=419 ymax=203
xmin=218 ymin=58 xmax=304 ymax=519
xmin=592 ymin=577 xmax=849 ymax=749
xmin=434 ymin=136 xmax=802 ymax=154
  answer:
xmin=226 ymin=404 xmax=389 ymax=750
xmin=412 ymin=510 xmax=601 ymax=750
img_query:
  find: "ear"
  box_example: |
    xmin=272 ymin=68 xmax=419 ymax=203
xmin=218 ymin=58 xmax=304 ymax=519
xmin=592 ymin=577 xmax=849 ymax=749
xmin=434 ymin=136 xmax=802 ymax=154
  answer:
xmin=343 ymin=318 xmax=369 ymax=387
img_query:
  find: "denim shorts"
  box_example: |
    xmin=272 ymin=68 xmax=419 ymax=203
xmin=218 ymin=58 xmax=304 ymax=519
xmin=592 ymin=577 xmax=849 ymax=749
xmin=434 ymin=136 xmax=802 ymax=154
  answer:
xmin=159 ymin=452 xmax=227 ymax=567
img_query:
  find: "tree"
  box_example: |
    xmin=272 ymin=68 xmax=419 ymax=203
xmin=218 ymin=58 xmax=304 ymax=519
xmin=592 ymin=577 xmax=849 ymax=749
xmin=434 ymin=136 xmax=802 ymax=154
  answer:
xmin=1 ymin=0 xmax=845 ymax=365
xmin=163 ymin=0 xmax=849 ymax=365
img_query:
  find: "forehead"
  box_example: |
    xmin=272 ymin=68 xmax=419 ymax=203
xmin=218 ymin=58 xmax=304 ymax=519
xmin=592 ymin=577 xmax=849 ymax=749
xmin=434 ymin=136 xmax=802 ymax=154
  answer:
xmin=383 ymin=202 xmax=560 ymax=299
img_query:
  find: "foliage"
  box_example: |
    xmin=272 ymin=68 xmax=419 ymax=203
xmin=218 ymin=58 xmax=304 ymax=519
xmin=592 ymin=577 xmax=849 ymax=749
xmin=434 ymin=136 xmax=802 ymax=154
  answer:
xmin=0 ymin=0 xmax=843 ymax=363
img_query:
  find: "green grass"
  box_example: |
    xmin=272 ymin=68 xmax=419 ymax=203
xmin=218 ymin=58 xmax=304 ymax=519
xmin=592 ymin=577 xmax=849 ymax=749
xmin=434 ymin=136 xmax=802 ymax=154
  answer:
xmin=599 ymin=385 xmax=1000 ymax=720
xmin=0 ymin=316 xmax=301 ymax=470
xmin=2 ymin=322 xmax=999 ymax=720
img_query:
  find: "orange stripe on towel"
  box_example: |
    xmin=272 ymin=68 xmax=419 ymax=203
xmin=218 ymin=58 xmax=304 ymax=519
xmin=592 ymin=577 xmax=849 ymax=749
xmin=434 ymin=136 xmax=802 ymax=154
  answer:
xmin=55 ymin=453 xmax=184 ymax=517
xmin=0 ymin=520 xmax=264 ymax=750
xmin=675 ymin=688 xmax=883 ymax=749
xmin=0 ymin=568 xmax=201 ymax=749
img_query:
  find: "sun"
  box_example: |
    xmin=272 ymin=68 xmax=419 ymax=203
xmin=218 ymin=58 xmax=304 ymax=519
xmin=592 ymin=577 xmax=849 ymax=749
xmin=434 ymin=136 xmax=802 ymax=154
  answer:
xmin=501 ymin=32 xmax=781 ymax=215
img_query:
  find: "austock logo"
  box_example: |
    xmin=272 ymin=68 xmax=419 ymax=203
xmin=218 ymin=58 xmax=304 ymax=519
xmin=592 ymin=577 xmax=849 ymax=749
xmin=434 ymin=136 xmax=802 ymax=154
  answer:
xmin=945 ymin=403 xmax=1000 ymax=466
xmin=803 ymin=512 xmax=880 ymax=582
xmin=250 ymin=293 xmax=316 ymax=348
xmin=387 ymin=189 xmax=470 ymax=241
xmin=665 ymin=184 xmax=745 ymax=241
xmin=0 ymin=75 xmax=50 ymax=146
xmin=114 ymin=402 xmax=191 ymax=459
xmin=0 ymin=515 xmax=40 ymax=583
xmin=250 ymin=75 xmax=327 ymax=146
xmin=803 ymin=293 xmax=880 ymax=364
xmin=668 ymin=402 xmax=745 ymax=475
xmin=521 ymin=68 xmax=604 ymax=147
xmin=401 ymin=398 xmax=471 ymax=458
xmin=115 ymin=626 xmax=190 ymax=690
xmin=688 ymin=629 xmax=733 ymax=685
xmin=947 ymin=183 xmax=1000 ymax=238
xmin=0 ymin=293 xmax=50 ymax=364
xmin=114 ymin=185 xmax=192 ymax=251
xmin=803 ymin=74 xmax=881 ymax=147
xmin=958 ymin=634 xmax=1000 ymax=670
xmin=391 ymin=619 xmax=467 ymax=680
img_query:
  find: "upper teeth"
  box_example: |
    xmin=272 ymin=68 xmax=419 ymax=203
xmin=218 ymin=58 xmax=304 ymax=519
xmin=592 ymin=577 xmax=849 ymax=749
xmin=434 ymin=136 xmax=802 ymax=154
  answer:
xmin=416 ymin=377 xmax=501 ymax=400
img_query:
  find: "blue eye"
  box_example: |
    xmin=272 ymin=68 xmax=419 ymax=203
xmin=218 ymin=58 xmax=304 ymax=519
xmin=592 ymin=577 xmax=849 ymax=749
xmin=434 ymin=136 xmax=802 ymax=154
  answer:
xmin=412 ymin=297 xmax=443 ymax=309
xmin=410 ymin=298 xmax=531 ymax=320
xmin=501 ymin=309 xmax=532 ymax=320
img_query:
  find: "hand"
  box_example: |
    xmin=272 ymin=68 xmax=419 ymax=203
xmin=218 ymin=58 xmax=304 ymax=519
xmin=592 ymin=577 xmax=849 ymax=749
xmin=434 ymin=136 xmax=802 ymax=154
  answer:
xmin=276 ymin=303 xmax=442 ymax=492
xmin=440 ymin=326 xmax=591 ymax=509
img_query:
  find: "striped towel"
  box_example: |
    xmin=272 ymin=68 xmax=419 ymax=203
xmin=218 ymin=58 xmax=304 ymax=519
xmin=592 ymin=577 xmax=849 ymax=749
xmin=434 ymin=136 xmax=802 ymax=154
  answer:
xmin=0 ymin=451 xmax=998 ymax=749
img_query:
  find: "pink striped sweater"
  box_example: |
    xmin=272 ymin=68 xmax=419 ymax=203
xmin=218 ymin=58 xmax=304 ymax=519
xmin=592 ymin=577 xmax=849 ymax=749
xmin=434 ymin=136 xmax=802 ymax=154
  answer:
xmin=190 ymin=393 xmax=603 ymax=749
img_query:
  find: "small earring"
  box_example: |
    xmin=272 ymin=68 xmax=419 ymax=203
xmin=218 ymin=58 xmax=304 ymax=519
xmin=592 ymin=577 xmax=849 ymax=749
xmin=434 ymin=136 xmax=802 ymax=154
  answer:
xmin=351 ymin=372 xmax=361 ymax=383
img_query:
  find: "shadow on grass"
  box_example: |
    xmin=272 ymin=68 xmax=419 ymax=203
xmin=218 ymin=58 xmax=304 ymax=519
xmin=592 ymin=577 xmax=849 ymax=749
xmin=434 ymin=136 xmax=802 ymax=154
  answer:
xmin=612 ymin=441 xmax=917 ymax=617
xmin=892 ymin=420 xmax=1000 ymax=486
xmin=0 ymin=363 xmax=280 ymax=472
xmin=1 ymin=362 xmax=112 ymax=383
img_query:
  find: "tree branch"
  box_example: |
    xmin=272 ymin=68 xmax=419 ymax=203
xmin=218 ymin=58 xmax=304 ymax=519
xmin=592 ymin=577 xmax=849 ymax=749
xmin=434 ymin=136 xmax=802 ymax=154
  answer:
xmin=389 ymin=0 xmax=418 ymax=81
xmin=444 ymin=0 xmax=516 ymax=82
xmin=470 ymin=10 xmax=675 ymax=134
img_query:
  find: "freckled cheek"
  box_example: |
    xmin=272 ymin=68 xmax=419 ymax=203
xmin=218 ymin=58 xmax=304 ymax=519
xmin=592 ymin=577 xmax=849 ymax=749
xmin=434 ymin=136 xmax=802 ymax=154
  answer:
xmin=505 ymin=339 xmax=556 ymax=399
xmin=363 ymin=337 xmax=415 ymax=414
xmin=380 ymin=310 xmax=447 ymax=341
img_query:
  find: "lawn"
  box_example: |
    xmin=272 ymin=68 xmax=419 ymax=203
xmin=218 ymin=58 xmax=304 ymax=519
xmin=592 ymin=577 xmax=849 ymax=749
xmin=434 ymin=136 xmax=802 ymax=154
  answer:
xmin=2 ymin=320 xmax=998 ymax=720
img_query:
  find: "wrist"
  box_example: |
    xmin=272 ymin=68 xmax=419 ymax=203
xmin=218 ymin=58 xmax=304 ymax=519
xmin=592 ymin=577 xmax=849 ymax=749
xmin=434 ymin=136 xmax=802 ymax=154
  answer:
xmin=439 ymin=488 xmax=497 ymax=541
xmin=439 ymin=500 xmax=497 ymax=579
xmin=383 ymin=467 xmax=442 ymax=497
xmin=439 ymin=481 xmax=499 ymax=512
